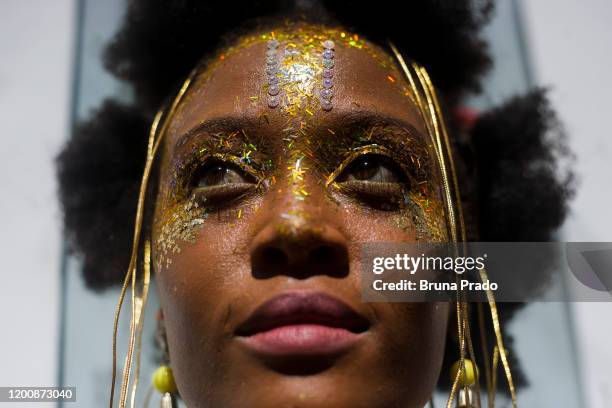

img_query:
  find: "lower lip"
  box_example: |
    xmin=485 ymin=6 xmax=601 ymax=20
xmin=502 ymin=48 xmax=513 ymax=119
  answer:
xmin=239 ymin=324 xmax=363 ymax=356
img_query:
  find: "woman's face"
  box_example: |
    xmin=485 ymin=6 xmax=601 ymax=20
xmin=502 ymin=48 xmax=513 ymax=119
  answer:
xmin=153 ymin=24 xmax=450 ymax=408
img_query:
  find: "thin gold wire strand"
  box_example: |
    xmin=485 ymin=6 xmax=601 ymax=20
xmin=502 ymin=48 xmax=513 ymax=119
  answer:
xmin=447 ymin=298 xmax=466 ymax=408
xmin=118 ymin=261 xmax=137 ymax=406
xmin=110 ymin=71 xmax=195 ymax=408
xmin=463 ymin=301 xmax=482 ymax=408
xmin=412 ymin=63 xmax=469 ymax=407
xmin=389 ymin=43 xmax=469 ymax=408
xmin=388 ymin=43 xmax=436 ymax=142
xmin=120 ymin=77 xmax=194 ymax=407
xmin=390 ymin=43 xmax=461 ymax=250
xmin=129 ymin=240 xmax=152 ymax=408
xmin=118 ymin=115 xmax=166 ymax=407
xmin=390 ymin=44 xmax=513 ymax=408
xmin=491 ymin=345 xmax=499 ymax=407
xmin=477 ymin=302 xmax=494 ymax=408
xmin=420 ymin=65 xmax=509 ymax=408
xmin=412 ymin=65 xmax=457 ymax=244
xmin=417 ymin=66 xmax=467 ymax=242
xmin=109 ymin=107 xmax=164 ymax=408
xmin=397 ymin=47 xmax=518 ymax=408
xmin=479 ymin=268 xmax=517 ymax=408
xmin=414 ymin=62 xmax=486 ymax=408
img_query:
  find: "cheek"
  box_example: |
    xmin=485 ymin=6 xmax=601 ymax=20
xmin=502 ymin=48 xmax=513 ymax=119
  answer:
xmin=338 ymin=201 xmax=449 ymax=400
xmin=154 ymin=208 xmax=254 ymax=379
xmin=337 ymin=197 xmax=440 ymax=247
xmin=156 ymin=211 xmax=253 ymax=321
xmin=375 ymin=302 xmax=449 ymax=399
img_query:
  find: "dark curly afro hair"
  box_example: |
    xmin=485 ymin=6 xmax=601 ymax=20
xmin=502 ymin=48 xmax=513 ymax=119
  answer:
xmin=56 ymin=0 xmax=574 ymax=393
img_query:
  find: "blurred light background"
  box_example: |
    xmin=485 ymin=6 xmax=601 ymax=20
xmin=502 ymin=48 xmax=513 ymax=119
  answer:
xmin=0 ymin=0 xmax=610 ymax=407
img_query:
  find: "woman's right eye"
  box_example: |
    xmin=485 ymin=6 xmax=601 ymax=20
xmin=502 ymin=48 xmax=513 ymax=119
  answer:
xmin=196 ymin=163 xmax=250 ymax=187
xmin=190 ymin=161 xmax=257 ymax=206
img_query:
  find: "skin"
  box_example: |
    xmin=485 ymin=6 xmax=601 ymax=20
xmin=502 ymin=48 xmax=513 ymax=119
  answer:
xmin=153 ymin=24 xmax=450 ymax=408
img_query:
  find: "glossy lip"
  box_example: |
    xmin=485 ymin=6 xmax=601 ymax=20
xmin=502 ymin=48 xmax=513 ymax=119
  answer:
xmin=235 ymin=291 xmax=370 ymax=356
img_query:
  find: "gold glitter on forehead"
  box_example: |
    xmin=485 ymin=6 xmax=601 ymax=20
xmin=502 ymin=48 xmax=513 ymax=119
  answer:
xmin=253 ymin=23 xmax=416 ymax=112
xmin=166 ymin=22 xmax=417 ymax=126
xmin=263 ymin=28 xmax=334 ymax=113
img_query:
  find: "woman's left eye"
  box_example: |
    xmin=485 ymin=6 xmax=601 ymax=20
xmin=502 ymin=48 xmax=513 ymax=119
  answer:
xmin=334 ymin=154 xmax=408 ymax=210
xmin=339 ymin=154 xmax=404 ymax=184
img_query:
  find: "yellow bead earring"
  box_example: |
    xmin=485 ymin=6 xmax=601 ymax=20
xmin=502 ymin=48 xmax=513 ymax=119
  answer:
xmin=152 ymin=365 xmax=177 ymax=408
xmin=151 ymin=310 xmax=178 ymax=408
xmin=450 ymin=358 xmax=479 ymax=408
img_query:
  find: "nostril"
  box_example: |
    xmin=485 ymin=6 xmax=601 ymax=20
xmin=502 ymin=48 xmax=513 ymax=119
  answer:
xmin=252 ymin=246 xmax=289 ymax=278
xmin=262 ymin=247 xmax=289 ymax=269
xmin=308 ymin=245 xmax=349 ymax=278
xmin=309 ymin=245 xmax=336 ymax=265
xmin=250 ymin=224 xmax=350 ymax=279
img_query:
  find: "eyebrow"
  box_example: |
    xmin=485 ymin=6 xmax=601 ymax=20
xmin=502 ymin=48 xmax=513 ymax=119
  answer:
xmin=174 ymin=111 xmax=428 ymax=148
xmin=173 ymin=117 xmax=266 ymax=150
xmin=327 ymin=111 xmax=427 ymax=143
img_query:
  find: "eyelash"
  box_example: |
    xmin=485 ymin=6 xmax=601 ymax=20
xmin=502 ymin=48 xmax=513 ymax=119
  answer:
xmin=182 ymin=157 xmax=259 ymax=208
xmin=177 ymin=148 xmax=416 ymax=211
xmin=338 ymin=154 xmax=406 ymax=184
xmin=330 ymin=149 xmax=415 ymax=210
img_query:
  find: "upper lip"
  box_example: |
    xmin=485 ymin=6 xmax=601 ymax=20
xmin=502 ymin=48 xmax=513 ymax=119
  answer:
xmin=235 ymin=291 xmax=370 ymax=336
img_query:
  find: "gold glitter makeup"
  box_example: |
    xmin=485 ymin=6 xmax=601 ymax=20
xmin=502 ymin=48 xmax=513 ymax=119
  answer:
xmin=153 ymin=22 xmax=449 ymax=269
xmin=251 ymin=24 xmax=442 ymax=239
xmin=153 ymin=128 xmax=270 ymax=268
xmin=154 ymin=196 xmax=206 ymax=269
xmin=258 ymin=26 xmax=337 ymax=232
xmin=319 ymin=122 xmax=448 ymax=242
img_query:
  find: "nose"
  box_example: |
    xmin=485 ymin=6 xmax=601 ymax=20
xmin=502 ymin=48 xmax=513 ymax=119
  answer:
xmin=250 ymin=220 xmax=350 ymax=280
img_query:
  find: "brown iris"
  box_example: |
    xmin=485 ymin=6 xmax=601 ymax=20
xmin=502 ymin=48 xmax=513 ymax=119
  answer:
xmin=341 ymin=154 xmax=403 ymax=183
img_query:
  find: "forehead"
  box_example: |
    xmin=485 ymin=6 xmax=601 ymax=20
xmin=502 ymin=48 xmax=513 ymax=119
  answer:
xmin=165 ymin=24 xmax=426 ymax=145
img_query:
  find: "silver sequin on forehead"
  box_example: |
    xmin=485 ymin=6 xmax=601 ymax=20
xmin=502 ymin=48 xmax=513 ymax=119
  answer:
xmin=319 ymin=40 xmax=335 ymax=111
xmin=263 ymin=37 xmax=336 ymax=112
xmin=266 ymin=39 xmax=281 ymax=108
